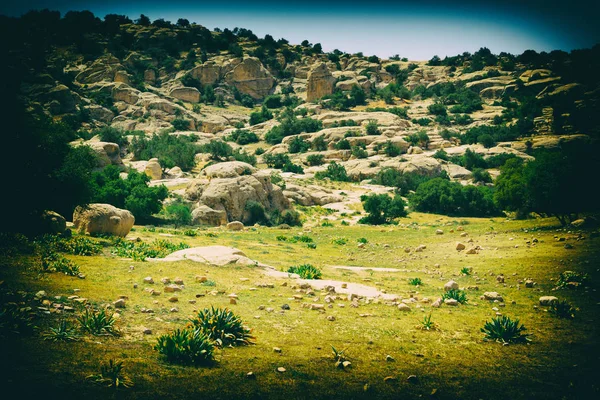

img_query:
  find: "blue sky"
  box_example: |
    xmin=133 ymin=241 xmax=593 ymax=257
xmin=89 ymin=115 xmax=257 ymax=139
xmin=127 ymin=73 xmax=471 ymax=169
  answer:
xmin=1 ymin=0 xmax=597 ymax=60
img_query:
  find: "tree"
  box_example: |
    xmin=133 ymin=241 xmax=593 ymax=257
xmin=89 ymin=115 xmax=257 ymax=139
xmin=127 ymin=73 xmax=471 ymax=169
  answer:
xmin=177 ymin=18 xmax=190 ymax=27
xmin=136 ymin=14 xmax=150 ymax=26
xmin=359 ymin=194 xmax=407 ymax=224
xmin=165 ymin=201 xmax=192 ymax=227
xmin=90 ymin=166 xmax=168 ymax=221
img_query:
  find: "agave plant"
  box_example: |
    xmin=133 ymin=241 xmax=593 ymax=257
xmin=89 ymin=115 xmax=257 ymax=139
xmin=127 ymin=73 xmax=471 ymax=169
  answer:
xmin=481 ymin=316 xmax=531 ymax=344
xmin=189 ymin=307 xmax=254 ymax=347
xmin=155 ymin=328 xmax=215 ymax=365
xmin=78 ymin=308 xmax=119 ymax=336
xmin=331 ymin=345 xmax=350 ymax=369
xmin=556 ymin=271 xmax=589 ymax=289
xmin=287 ymin=264 xmax=322 ymax=279
xmin=418 ymin=313 xmax=437 ymax=331
xmin=87 ymin=359 xmax=133 ymax=388
xmin=460 ymin=266 xmax=472 ymax=276
xmin=408 ymin=277 xmax=423 ymax=286
xmin=442 ymin=288 xmax=468 ymax=304
xmin=43 ymin=320 xmax=80 ymax=342
xmin=548 ymin=300 xmax=576 ymax=319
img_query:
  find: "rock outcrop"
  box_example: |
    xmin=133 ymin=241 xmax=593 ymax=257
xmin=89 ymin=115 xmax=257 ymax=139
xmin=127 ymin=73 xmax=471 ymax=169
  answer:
xmin=306 ymin=63 xmax=335 ymax=102
xmin=73 ymin=204 xmax=135 ymax=237
xmin=184 ymin=162 xmax=290 ymax=225
xmin=224 ymin=57 xmax=275 ymax=99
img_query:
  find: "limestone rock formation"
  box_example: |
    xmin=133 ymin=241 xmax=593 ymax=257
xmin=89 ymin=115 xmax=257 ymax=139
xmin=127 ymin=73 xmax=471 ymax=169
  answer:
xmin=40 ymin=211 xmax=67 ymax=234
xmin=184 ymin=162 xmax=290 ymax=225
xmin=283 ymin=184 xmax=343 ymax=206
xmin=144 ymin=158 xmax=163 ymax=180
xmin=190 ymin=62 xmax=222 ymax=85
xmin=169 ymin=86 xmax=201 ymax=103
xmin=86 ymin=141 xmax=124 ymax=169
xmin=75 ymin=55 xmax=125 ymax=84
xmin=73 ymin=204 xmax=135 ymax=237
xmin=224 ymin=57 xmax=275 ymax=99
xmin=306 ymin=63 xmax=335 ymax=102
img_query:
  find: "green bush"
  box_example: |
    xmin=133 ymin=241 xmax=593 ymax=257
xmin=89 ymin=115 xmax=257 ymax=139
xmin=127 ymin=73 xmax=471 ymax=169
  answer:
xmin=164 ymin=201 xmax=192 ymax=227
xmin=442 ymin=289 xmax=468 ymax=304
xmin=263 ymin=95 xmax=283 ymax=109
xmin=556 ymin=271 xmax=588 ymax=289
xmin=155 ymin=328 xmax=215 ymax=365
xmin=189 ymin=306 xmax=255 ymax=347
xmin=548 ymin=300 xmax=576 ymax=319
xmin=359 ymin=193 xmax=407 ymax=224
xmin=91 ymin=165 xmax=168 ymax=221
xmin=172 ymin=119 xmax=191 ymax=130
xmin=306 ymin=154 xmax=325 ymax=166
xmin=225 ymin=129 xmax=259 ymax=145
xmin=288 ymin=136 xmax=311 ymax=153
xmin=351 ymin=145 xmax=368 ymax=159
xmin=334 ymin=138 xmax=351 ymax=150
xmin=264 ymin=111 xmax=323 ymax=144
xmin=111 ymin=238 xmax=189 ymax=261
xmin=315 ymin=162 xmax=349 ymax=182
xmin=40 ymin=249 xmax=80 ymax=276
xmin=433 ymin=149 xmax=449 ymax=161
xmin=411 ymin=178 xmax=500 ymax=217
xmin=472 ymin=168 xmax=492 ymax=183
xmin=383 ymin=140 xmax=402 ymax=157
xmin=86 ymin=359 xmax=133 ymax=388
xmin=311 ymin=135 xmax=328 ymax=151
xmin=481 ymin=316 xmax=530 ymax=344
xmin=428 ymin=103 xmax=447 ymax=116
xmin=372 ymin=168 xmax=448 ymax=196
xmin=249 ymin=106 xmax=273 ymax=125
xmin=96 ymin=127 xmax=131 ymax=148
xmin=200 ymin=140 xmax=232 ymax=161
xmin=365 ymin=120 xmax=380 ymax=135
xmin=43 ymin=320 xmax=80 ymax=342
xmin=131 ymin=132 xmax=197 ymax=171
xmin=287 ymin=264 xmax=322 ymax=279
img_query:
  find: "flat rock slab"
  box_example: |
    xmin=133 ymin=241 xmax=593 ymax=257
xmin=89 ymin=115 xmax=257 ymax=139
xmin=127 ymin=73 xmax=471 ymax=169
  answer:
xmin=154 ymin=246 xmax=265 ymax=267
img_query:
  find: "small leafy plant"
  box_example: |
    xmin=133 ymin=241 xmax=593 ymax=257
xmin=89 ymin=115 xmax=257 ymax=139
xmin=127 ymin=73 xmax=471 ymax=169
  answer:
xmin=78 ymin=308 xmax=119 ymax=336
xmin=460 ymin=266 xmax=472 ymax=275
xmin=481 ymin=316 xmax=530 ymax=344
xmin=287 ymin=264 xmax=323 ymax=279
xmin=332 ymin=237 xmax=348 ymax=245
xmin=41 ymin=250 xmax=80 ymax=276
xmin=408 ymin=277 xmax=423 ymax=286
xmin=87 ymin=359 xmax=133 ymax=388
xmin=112 ymin=238 xmax=189 ymax=261
xmin=321 ymin=221 xmax=334 ymax=227
xmin=548 ymin=300 xmax=576 ymax=319
xmin=307 ymin=243 xmax=317 ymax=249
xmin=442 ymin=289 xmax=468 ymax=304
xmin=155 ymin=328 xmax=215 ymax=366
xmin=418 ymin=313 xmax=437 ymax=331
xmin=357 ymin=237 xmax=368 ymax=244
xmin=43 ymin=320 xmax=80 ymax=342
xmin=331 ymin=345 xmax=350 ymax=369
xmin=189 ymin=307 xmax=254 ymax=347
xmin=556 ymin=271 xmax=589 ymax=289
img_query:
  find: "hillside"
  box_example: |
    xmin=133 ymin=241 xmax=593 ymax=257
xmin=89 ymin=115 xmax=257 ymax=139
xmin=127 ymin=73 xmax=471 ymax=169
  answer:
xmin=1 ymin=9 xmax=600 ymax=400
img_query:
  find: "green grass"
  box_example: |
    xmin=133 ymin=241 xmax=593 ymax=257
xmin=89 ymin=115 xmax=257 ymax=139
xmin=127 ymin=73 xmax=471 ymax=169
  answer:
xmin=0 ymin=213 xmax=599 ymax=399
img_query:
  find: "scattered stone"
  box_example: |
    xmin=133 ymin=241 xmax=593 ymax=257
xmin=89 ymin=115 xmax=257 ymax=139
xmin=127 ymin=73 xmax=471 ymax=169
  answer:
xmin=326 ymin=315 xmax=336 ymax=321
xmin=483 ymin=292 xmax=504 ymax=301
xmin=227 ymin=221 xmax=244 ymax=231
xmin=144 ymin=277 xmax=154 ymax=284
xmin=431 ymin=298 xmax=443 ymax=308
xmin=164 ymin=285 xmax=182 ymax=293
xmin=456 ymin=242 xmax=466 ymax=251
xmin=35 ymin=291 xmax=47 ymax=299
xmin=341 ymin=283 xmax=348 ymax=289
xmin=142 ymin=327 xmax=152 ymax=335
xmin=444 ymin=280 xmax=459 ymax=291
xmin=407 ymin=375 xmax=419 ymax=384
xmin=281 ymin=304 xmax=290 ymax=310
xmin=170 ymin=307 xmax=179 ymax=313
xmin=539 ymin=296 xmax=558 ymax=306
xmin=398 ymin=303 xmax=411 ymax=312
xmin=342 ymin=361 xmax=352 ymax=368
xmin=168 ymin=296 xmax=178 ymax=302
xmin=415 ymin=244 xmax=426 ymax=252
xmin=444 ymin=299 xmax=458 ymax=306
xmin=386 ymin=355 xmax=395 ymax=362
xmin=309 ymin=304 xmax=325 ymax=310
xmin=246 ymin=372 xmax=255 ymax=379
xmin=277 ymin=367 xmax=286 ymax=373
xmin=466 ymin=248 xmax=478 ymax=255
xmin=196 ymin=276 xmax=208 ymax=283
xmin=273 ymin=347 xmax=282 ymax=353
xmin=113 ymin=299 xmax=126 ymax=308
xmin=174 ymin=277 xmax=184 ymax=285
xmin=525 ymin=280 xmax=535 ymax=288
xmin=496 ymin=275 xmax=505 ymax=283
xmin=161 ymin=277 xmax=171 ymax=284
xmin=384 ymin=376 xmax=397 ymax=383
xmin=436 ymin=229 xmax=444 ymax=235
xmin=151 ymin=290 xmax=161 ymax=296
xmin=230 ymin=298 xmax=237 ymax=305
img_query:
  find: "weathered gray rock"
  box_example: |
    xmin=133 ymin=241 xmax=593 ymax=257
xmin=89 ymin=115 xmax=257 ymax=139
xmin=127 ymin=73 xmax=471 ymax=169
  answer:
xmin=539 ymin=296 xmax=558 ymax=306
xmin=444 ymin=280 xmax=459 ymax=291
xmin=227 ymin=221 xmax=244 ymax=231
xmin=144 ymin=158 xmax=163 ymax=180
xmin=224 ymin=57 xmax=275 ymax=99
xmin=40 ymin=210 xmax=66 ymax=234
xmin=169 ymin=86 xmax=201 ymax=103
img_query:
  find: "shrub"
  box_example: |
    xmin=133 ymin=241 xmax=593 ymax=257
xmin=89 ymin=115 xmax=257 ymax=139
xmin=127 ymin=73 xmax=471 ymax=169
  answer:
xmin=556 ymin=271 xmax=588 ymax=289
xmin=351 ymin=145 xmax=368 ymax=159
xmin=190 ymin=306 xmax=255 ymax=347
xmin=359 ymin=193 xmax=407 ymax=224
xmin=78 ymin=308 xmax=119 ymax=336
xmin=548 ymin=300 xmax=576 ymax=319
xmin=419 ymin=313 xmax=437 ymax=331
xmin=481 ymin=316 xmax=530 ymax=344
xmin=315 ymin=162 xmax=349 ymax=182
xmin=155 ymin=328 xmax=215 ymax=365
xmin=111 ymin=238 xmax=189 ymax=261
xmin=35 ymin=234 xmax=101 ymax=256
xmin=164 ymin=201 xmax=192 ymax=227
xmin=412 ymin=118 xmax=432 ymax=126
xmin=312 ymin=135 xmax=328 ymax=151
xmin=40 ymin=250 xmax=80 ymax=276
xmin=225 ymin=129 xmax=259 ymax=145
xmin=383 ymin=140 xmax=402 ymax=157
xmin=91 ymin=166 xmax=168 ymax=221
xmin=288 ymin=136 xmax=311 ymax=153
xmin=442 ymin=289 xmax=468 ymax=304
xmin=244 ymin=201 xmax=269 ymax=225
xmin=411 ymin=178 xmax=500 ymax=217
xmin=288 ymin=264 xmax=322 ymax=279
xmin=372 ymin=168 xmax=448 ymax=196
xmin=86 ymin=359 xmax=133 ymax=388
xmin=200 ymin=140 xmax=233 ymax=161
xmin=472 ymin=168 xmax=492 ymax=183
xmin=131 ymin=131 xmax=197 ymax=171
xmin=334 ymin=138 xmax=351 ymax=150
xmin=263 ymin=95 xmax=283 ymax=109
xmin=172 ymin=119 xmax=191 ymax=130
xmin=365 ymin=120 xmax=380 ymax=135
xmin=433 ymin=149 xmax=449 ymax=161
xmin=428 ymin=103 xmax=447 ymax=116
xmin=249 ymin=106 xmax=273 ymax=125
xmin=478 ymin=133 xmax=496 ymax=148
xmin=453 ymin=114 xmax=473 ymax=125
xmin=306 ymin=154 xmax=325 ymax=166
xmin=96 ymin=127 xmax=130 ymax=148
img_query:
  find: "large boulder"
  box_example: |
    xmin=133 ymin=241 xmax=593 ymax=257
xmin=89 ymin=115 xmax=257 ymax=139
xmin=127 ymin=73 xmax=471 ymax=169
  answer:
xmin=87 ymin=141 xmax=124 ymax=169
xmin=283 ymin=184 xmax=343 ymax=206
xmin=185 ymin=166 xmax=290 ymax=226
xmin=169 ymin=86 xmax=200 ymax=103
xmin=40 ymin=211 xmax=66 ymax=234
xmin=224 ymin=57 xmax=275 ymax=99
xmin=144 ymin=158 xmax=163 ymax=180
xmin=191 ymin=205 xmax=227 ymax=226
xmin=75 ymin=55 xmax=125 ymax=84
xmin=190 ymin=62 xmax=222 ymax=85
xmin=73 ymin=204 xmax=134 ymax=237
xmin=202 ymin=161 xmax=257 ymax=178
xmin=306 ymin=63 xmax=336 ymax=102
xmin=158 ymin=246 xmax=261 ymax=266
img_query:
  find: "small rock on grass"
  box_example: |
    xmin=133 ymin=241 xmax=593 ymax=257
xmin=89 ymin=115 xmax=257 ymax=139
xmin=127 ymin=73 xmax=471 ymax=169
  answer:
xmin=277 ymin=367 xmax=286 ymax=373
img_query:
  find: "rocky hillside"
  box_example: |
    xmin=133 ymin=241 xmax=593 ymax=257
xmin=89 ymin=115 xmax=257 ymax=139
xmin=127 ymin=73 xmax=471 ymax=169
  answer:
xmin=3 ymin=10 xmax=599 ymax=229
